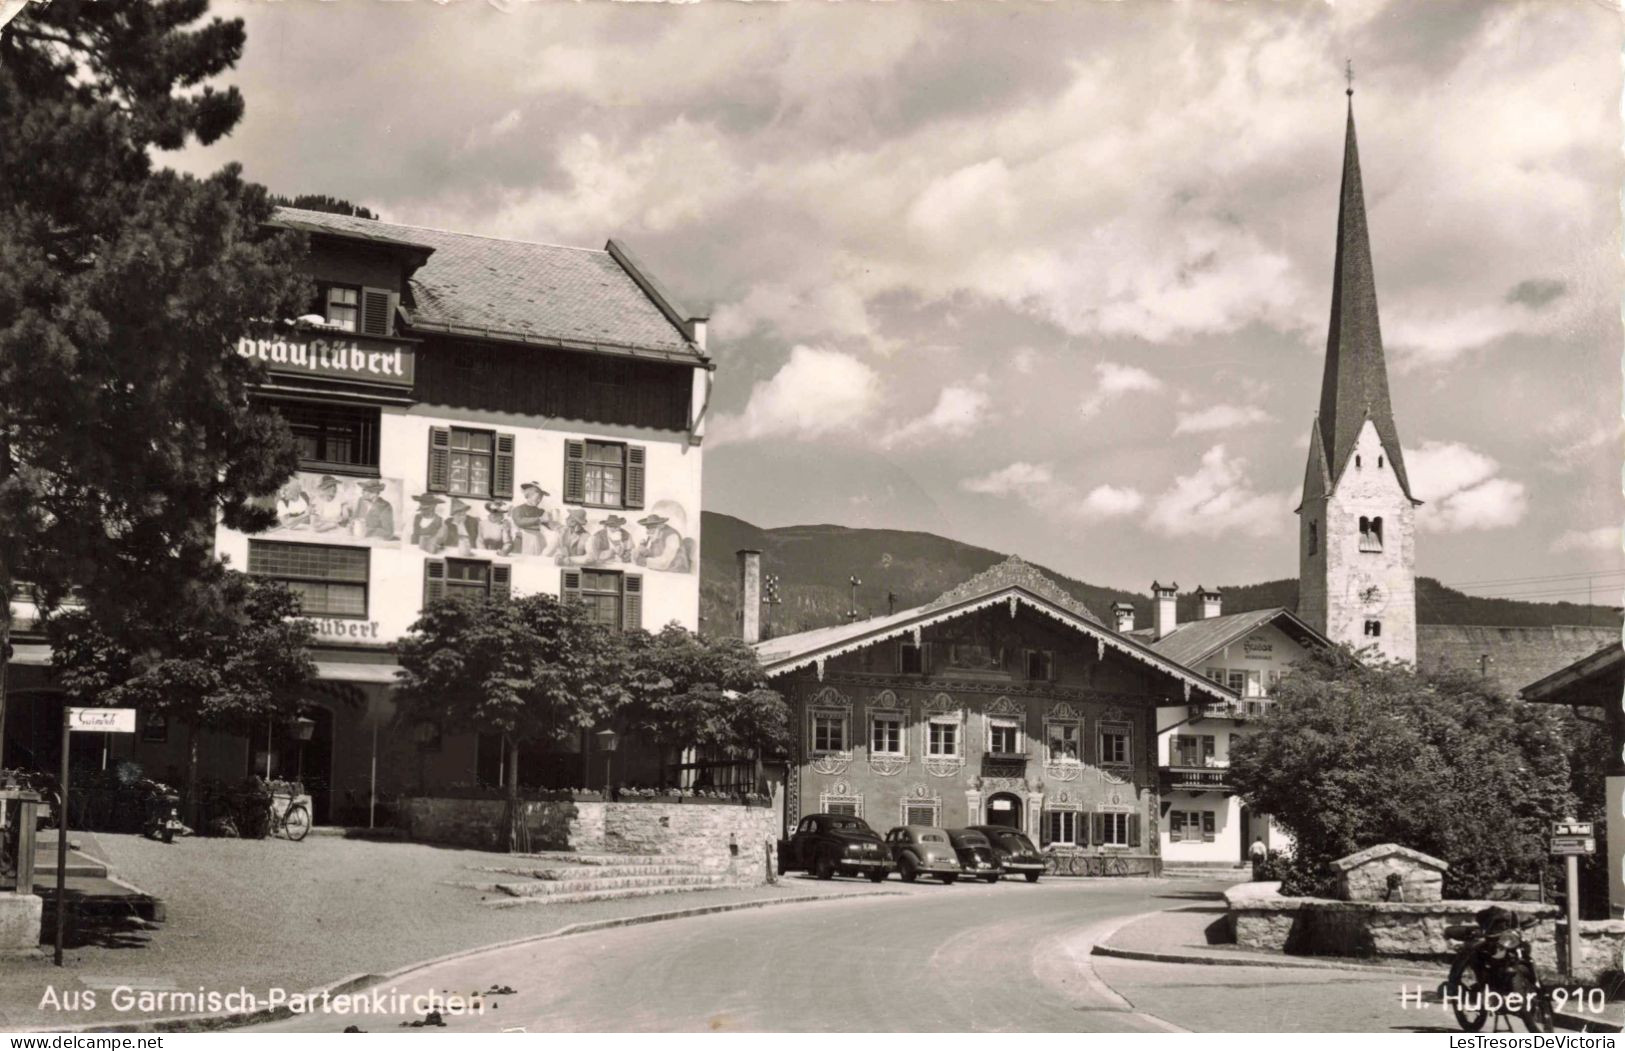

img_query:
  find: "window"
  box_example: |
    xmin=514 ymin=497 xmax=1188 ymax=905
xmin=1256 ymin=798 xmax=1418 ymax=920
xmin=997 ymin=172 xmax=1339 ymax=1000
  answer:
xmin=1099 ymin=724 xmax=1131 ymax=766
xmin=870 ymin=713 xmax=904 ymax=756
xmin=1364 ymin=619 xmax=1382 ymax=638
xmin=827 ymin=801 xmax=859 ymax=817
xmin=269 ymin=399 xmax=379 ymax=472
xmin=424 ymin=558 xmax=512 ymax=607
xmin=945 ymin=642 xmax=1002 ymax=672
xmin=560 ymin=569 xmax=641 ymax=631
xmin=1359 ymin=515 xmax=1384 ymax=553
xmin=904 ymin=805 xmax=936 ymax=827
xmin=249 ymin=540 xmax=368 ymax=618
xmin=447 ymin=559 xmax=491 ymax=599
xmin=1356 ymin=454 xmax=1362 ymax=469
xmin=1099 ymin=812 xmax=1130 ymax=847
xmin=987 ymin=716 xmax=1022 ymax=756
xmin=321 ymin=285 xmax=359 ymax=331
xmin=899 ymin=641 xmax=926 ymax=675
xmin=1266 ymin=670 xmax=1282 ymax=696
xmin=1025 ymin=649 xmax=1054 ymax=681
xmin=927 ymin=718 xmax=959 ymax=758
xmin=1046 ymin=811 xmax=1080 ymax=846
xmin=1308 ymin=521 xmax=1318 ymax=556
xmin=1226 ymin=669 xmax=1247 ymax=694
xmin=1171 ymin=812 xmax=1216 ymax=844
xmin=1206 ymin=667 xmax=1226 ymax=683
xmin=812 ymin=712 xmax=848 ymax=755
xmin=140 ymin=712 xmax=169 ymax=745
xmin=1378 ymin=455 xmax=1385 ymax=469
xmin=563 ymin=440 xmax=646 ymax=510
xmin=1171 ymin=734 xmax=1216 ymax=768
xmin=449 ymin=429 xmax=494 ymax=499
xmin=1046 ymin=721 xmax=1080 ymax=763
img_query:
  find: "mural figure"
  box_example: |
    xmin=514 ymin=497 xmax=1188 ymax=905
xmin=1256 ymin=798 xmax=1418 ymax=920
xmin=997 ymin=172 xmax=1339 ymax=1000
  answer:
xmin=438 ymin=498 xmax=477 ymax=555
xmin=349 ymin=479 xmax=397 ymax=541
xmin=588 ymin=514 xmax=633 ymax=564
xmin=410 ymin=493 xmax=445 ymax=552
xmin=510 ymin=482 xmax=558 ymax=557
xmin=635 ymin=508 xmax=691 ymax=573
xmin=479 ymin=501 xmax=515 ymax=554
xmin=275 ymin=478 xmax=311 ymax=530
xmin=555 ymin=508 xmax=592 ymax=565
xmin=308 ymin=475 xmax=348 ymax=533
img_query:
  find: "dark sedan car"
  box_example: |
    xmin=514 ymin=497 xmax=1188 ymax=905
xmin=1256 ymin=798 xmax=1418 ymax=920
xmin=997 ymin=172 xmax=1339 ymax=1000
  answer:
xmin=966 ymin=825 xmax=1045 ymax=882
xmin=778 ymin=813 xmax=893 ymax=881
xmin=945 ymin=828 xmax=1004 ymax=883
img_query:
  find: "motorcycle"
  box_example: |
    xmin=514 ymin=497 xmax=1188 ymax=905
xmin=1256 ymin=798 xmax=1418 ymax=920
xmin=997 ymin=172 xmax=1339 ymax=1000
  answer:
xmin=1444 ymin=905 xmax=1554 ymax=1033
xmin=138 ymin=780 xmax=185 ymax=844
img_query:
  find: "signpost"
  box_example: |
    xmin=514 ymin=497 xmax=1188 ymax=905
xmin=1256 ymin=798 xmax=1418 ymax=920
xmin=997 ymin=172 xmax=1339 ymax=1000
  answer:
xmin=55 ymin=708 xmax=135 ymax=966
xmin=1551 ymin=819 xmax=1595 ymax=979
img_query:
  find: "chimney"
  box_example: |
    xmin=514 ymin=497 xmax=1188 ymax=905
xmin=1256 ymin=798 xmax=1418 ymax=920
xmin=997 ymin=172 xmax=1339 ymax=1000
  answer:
xmin=1111 ymin=602 xmax=1135 ymax=634
xmin=1151 ymin=581 xmax=1179 ymax=640
xmin=1197 ymin=585 xmax=1223 ymax=620
xmin=738 ymin=549 xmax=762 ymax=644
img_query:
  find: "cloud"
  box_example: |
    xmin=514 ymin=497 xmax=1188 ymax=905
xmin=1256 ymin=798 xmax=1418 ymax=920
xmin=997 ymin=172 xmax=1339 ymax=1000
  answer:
xmin=709 ymin=346 xmax=881 ymax=446
xmin=1147 ymin=445 xmax=1292 ymax=538
xmin=1080 ymin=362 xmax=1163 ymax=418
xmin=1172 ymin=403 xmax=1274 ymax=435
xmin=1505 ymin=278 xmax=1567 ymax=309
xmin=1405 ymin=440 xmax=1528 ymax=533
xmin=1551 ymin=526 xmax=1620 ymax=554
xmin=1010 ymin=347 xmax=1039 ymax=375
xmin=960 ymin=463 xmax=1142 ymax=521
xmin=1540 ymin=411 xmax=1617 ymax=474
xmin=882 ymin=383 xmax=992 ymax=448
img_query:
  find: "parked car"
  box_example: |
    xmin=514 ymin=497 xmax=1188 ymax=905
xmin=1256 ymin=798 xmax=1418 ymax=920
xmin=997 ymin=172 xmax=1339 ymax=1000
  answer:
xmin=966 ymin=825 xmax=1045 ymax=883
xmin=885 ymin=825 xmax=963 ymax=884
xmin=777 ymin=813 xmax=892 ymax=882
xmin=945 ymin=828 xmax=1004 ymax=883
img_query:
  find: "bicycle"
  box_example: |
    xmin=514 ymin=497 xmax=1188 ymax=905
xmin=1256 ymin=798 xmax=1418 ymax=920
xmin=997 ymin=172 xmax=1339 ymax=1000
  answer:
xmin=267 ymin=781 xmax=311 ymax=842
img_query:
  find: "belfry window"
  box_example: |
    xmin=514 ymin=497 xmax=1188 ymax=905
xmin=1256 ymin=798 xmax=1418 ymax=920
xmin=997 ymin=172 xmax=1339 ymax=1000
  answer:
xmin=1359 ymin=516 xmax=1384 ymax=553
xmin=1364 ymin=619 xmax=1382 ymax=638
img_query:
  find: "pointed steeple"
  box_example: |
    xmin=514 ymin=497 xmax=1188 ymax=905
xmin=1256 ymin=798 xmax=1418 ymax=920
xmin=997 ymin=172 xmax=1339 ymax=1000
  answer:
xmin=1316 ymin=90 xmax=1415 ymax=501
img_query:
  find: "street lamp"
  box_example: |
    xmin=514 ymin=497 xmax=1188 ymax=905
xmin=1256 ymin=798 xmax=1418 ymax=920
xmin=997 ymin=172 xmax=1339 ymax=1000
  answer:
xmin=291 ymin=715 xmax=316 ymax=787
xmin=595 ymin=728 xmax=619 ymax=798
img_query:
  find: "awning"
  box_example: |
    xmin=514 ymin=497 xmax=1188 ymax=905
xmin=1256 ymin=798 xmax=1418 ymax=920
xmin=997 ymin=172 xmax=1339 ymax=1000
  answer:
xmin=314 ymin=661 xmax=403 ymax=685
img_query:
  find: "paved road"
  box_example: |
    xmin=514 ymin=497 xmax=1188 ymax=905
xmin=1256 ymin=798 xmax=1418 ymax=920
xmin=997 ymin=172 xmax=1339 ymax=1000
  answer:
xmin=250 ymin=877 xmax=1201 ymax=1033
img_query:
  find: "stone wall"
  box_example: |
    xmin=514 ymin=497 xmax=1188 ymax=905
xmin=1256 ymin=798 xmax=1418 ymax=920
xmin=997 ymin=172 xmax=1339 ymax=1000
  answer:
xmin=1564 ymin=919 xmax=1625 ymax=985
xmin=399 ymin=797 xmax=779 ymax=884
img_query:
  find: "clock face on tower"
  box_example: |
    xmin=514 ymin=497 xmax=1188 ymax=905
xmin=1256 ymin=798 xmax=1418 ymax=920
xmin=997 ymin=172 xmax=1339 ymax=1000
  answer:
xmin=1355 ymin=574 xmax=1388 ymax=613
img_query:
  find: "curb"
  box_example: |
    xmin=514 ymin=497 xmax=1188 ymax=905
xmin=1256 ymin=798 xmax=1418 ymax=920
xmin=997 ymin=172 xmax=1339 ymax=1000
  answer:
xmin=47 ymin=886 xmax=900 ymax=1034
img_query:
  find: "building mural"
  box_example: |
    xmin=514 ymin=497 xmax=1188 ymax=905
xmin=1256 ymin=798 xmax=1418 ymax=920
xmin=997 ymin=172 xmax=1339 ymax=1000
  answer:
xmin=260 ymin=472 xmax=404 ymax=548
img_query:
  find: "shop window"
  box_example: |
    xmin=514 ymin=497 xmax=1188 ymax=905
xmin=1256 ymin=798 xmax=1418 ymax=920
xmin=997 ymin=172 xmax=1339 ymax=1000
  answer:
xmin=1045 ymin=810 xmax=1081 ymax=847
xmin=1099 ymin=724 xmax=1132 ymax=766
xmin=560 ymin=569 xmax=641 ymax=632
xmin=249 ymin=540 xmax=368 ymax=618
xmin=811 ymin=711 xmax=848 ymax=755
xmin=563 ymin=439 xmax=646 ymax=510
xmin=423 ymin=558 xmax=513 ymax=607
xmin=1025 ymin=649 xmax=1054 ymax=681
xmin=927 ymin=717 xmax=960 ymax=758
xmin=265 ymin=399 xmax=379 ymax=472
xmin=1359 ymin=516 xmax=1384 ymax=553
xmin=987 ymin=716 xmax=1023 ymax=756
xmin=899 ymin=641 xmax=926 ymax=675
xmin=870 ymin=713 xmax=904 ymax=756
xmin=1046 ymin=721 xmax=1080 ymax=763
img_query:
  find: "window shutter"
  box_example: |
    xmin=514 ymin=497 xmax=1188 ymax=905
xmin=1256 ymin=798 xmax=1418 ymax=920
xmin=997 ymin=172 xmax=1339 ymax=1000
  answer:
xmin=1201 ymin=811 xmax=1215 ymax=842
xmin=622 ymin=574 xmax=643 ymax=632
xmin=423 ymin=560 xmax=446 ymax=606
xmin=362 ymin=288 xmax=393 ymax=336
xmin=624 ymin=445 xmax=646 ymax=509
xmin=491 ymin=564 xmax=512 ymax=602
xmin=560 ymin=569 xmax=582 ymax=604
xmin=492 ymin=433 xmax=515 ymax=499
xmin=563 ymin=440 xmax=586 ymax=503
xmin=1090 ymin=812 xmax=1104 ymax=846
xmin=427 ymin=427 xmax=451 ymax=492
xmin=1129 ymin=813 xmax=1142 ymax=848
xmin=1170 ymin=813 xmax=1183 ymax=843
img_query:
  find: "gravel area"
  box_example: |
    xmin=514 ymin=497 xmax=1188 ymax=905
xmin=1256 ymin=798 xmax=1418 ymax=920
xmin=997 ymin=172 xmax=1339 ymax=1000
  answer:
xmin=0 ymin=832 xmax=888 ymax=1030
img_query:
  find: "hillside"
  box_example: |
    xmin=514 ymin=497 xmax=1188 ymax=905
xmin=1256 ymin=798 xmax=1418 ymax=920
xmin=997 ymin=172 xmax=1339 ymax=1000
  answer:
xmin=697 ymin=511 xmax=1620 ymax=639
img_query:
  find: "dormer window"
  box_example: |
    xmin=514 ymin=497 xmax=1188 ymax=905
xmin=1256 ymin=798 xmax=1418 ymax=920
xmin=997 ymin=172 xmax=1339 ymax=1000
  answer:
xmin=1359 ymin=516 xmax=1384 ymax=553
xmin=320 ymin=285 xmax=359 ymax=332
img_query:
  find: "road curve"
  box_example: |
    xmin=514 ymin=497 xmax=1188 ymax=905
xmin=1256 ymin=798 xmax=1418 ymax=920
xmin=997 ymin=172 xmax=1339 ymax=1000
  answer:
xmin=249 ymin=877 xmax=1208 ymax=1033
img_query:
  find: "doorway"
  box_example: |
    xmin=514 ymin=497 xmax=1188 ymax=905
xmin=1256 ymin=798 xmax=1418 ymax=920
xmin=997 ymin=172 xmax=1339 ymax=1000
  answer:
xmin=254 ymin=706 xmax=335 ymax=824
xmin=986 ymin=792 xmax=1023 ymax=830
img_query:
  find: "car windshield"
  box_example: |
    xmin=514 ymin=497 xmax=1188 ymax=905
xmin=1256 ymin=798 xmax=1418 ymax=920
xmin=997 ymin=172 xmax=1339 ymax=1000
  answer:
xmin=997 ymin=833 xmax=1036 ymax=852
xmin=919 ymin=832 xmax=947 ymax=843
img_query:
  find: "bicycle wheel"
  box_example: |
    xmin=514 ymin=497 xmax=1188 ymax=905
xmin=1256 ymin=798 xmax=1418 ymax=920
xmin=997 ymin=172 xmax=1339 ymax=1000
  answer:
xmin=283 ymin=804 xmax=312 ymax=842
xmin=1447 ymin=953 xmax=1489 ymax=1032
xmin=1068 ymin=854 xmax=1089 ymax=877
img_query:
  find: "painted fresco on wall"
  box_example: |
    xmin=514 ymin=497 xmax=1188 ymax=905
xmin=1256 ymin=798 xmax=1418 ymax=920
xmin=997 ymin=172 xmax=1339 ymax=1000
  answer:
xmin=257 ymin=472 xmax=403 ymax=548
xmin=409 ymin=483 xmax=695 ymax=573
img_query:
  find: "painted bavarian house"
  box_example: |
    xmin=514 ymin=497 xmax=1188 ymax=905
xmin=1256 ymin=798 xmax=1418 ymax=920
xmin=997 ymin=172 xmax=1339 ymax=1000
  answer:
xmin=748 ymin=556 xmax=1238 ymax=870
xmin=4 ymin=208 xmax=712 ymax=824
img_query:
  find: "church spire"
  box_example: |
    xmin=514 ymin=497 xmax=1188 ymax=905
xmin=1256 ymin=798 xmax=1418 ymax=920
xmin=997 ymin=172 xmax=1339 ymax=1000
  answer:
xmin=1316 ymin=88 xmax=1415 ymax=501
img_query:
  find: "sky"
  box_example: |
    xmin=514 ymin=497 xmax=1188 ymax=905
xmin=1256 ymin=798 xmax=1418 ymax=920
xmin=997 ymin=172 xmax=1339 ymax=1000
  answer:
xmin=172 ymin=0 xmax=1625 ymax=604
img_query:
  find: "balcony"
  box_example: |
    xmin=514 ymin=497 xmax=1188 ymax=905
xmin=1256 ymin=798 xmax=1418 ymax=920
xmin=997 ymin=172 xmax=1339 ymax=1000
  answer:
xmin=1159 ymin=764 xmax=1233 ymax=794
xmin=980 ymin=754 xmax=1029 ymax=779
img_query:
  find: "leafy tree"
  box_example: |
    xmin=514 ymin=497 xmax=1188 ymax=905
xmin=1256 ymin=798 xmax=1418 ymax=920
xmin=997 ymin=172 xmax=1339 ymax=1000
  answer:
xmin=268 ymin=194 xmax=378 ymax=220
xmin=1 ymin=0 xmax=309 ymax=752
xmin=1230 ymin=646 xmax=1574 ymax=899
xmin=48 ymin=572 xmax=316 ymax=819
xmin=617 ymin=626 xmax=790 ymax=764
xmin=394 ymin=594 xmax=623 ymax=850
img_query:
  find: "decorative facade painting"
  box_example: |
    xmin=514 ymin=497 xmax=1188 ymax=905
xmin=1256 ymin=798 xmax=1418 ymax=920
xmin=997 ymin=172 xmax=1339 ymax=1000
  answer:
xmin=413 ymin=483 xmax=695 ymax=572
xmin=259 ymin=472 xmax=404 ymax=548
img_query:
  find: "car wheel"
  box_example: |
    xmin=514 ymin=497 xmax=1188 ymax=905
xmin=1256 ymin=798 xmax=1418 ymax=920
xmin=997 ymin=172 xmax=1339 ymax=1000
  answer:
xmin=1025 ymin=872 xmax=1041 ymax=884
xmin=982 ymin=874 xmax=999 ymax=884
xmin=899 ymin=857 xmax=918 ymax=883
xmin=814 ymin=853 xmax=835 ymax=880
xmin=868 ymin=869 xmax=886 ymax=883
xmin=940 ymin=874 xmax=958 ymax=885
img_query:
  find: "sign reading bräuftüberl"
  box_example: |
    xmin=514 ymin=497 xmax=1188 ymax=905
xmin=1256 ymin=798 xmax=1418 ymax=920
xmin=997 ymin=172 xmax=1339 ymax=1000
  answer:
xmin=236 ymin=330 xmax=415 ymax=388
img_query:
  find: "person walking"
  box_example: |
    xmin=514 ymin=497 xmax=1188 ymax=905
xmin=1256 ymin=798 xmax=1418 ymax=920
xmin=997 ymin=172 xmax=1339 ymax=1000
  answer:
xmin=1249 ymin=835 xmax=1268 ymax=881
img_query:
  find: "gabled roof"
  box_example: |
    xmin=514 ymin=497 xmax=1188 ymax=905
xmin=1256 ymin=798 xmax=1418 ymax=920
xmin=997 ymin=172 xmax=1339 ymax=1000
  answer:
xmin=272 ymin=208 xmax=704 ymax=363
xmin=1519 ymin=641 xmax=1621 ymax=707
xmin=1316 ymin=98 xmax=1414 ymax=501
xmin=1148 ymin=607 xmax=1331 ymax=667
xmin=753 ymin=556 xmax=1233 ymax=705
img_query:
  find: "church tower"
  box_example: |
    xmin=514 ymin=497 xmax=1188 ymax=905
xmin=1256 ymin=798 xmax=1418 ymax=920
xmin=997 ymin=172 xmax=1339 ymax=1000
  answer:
xmin=1297 ymin=84 xmax=1419 ymax=663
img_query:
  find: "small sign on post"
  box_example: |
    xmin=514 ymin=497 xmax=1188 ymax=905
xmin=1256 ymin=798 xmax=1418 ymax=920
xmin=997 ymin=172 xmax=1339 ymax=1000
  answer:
xmin=1551 ymin=819 xmax=1592 ymax=980
xmin=55 ymin=708 xmax=136 ymax=967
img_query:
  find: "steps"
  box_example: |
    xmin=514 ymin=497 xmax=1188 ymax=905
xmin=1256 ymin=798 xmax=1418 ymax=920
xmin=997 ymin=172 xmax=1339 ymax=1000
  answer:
xmin=1162 ymin=863 xmax=1253 ymax=881
xmin=31 ymin=832 xmax=166 ymax=924
xmin=465 ymin=851 xmax=739 ymax=908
